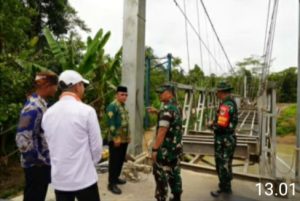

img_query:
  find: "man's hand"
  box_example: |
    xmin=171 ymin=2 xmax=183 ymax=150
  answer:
xmin=114 ymin=141 xmax=121 ymax=147
xmin=147 ymin=106 xmax=158 ymax=114
xmin=113 ymin=137 xmax=121 ymax=147
xmin=207 ymin=121 xmax=214 ymax=129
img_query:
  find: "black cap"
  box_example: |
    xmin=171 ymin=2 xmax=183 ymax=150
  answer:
xmin=117 ymin=86 xmax=127 ymax=93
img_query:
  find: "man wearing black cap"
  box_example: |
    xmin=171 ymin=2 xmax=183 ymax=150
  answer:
xmin=209 ymin=81 xmax=238 ymax=198
xmin=148 ymin=84 xmax=183 ymax=201
xmin=106 ymin=86 xmax=130 ymax=194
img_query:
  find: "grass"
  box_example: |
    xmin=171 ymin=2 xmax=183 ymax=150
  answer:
xmin=277 ymin=104 xmax=296 ymax=136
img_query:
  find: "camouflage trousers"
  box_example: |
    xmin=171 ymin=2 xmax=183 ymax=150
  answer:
xmin=153 ymin=160 xmax=182 ymax=201
xmin=214 ymin=134 xmax=236 ymax=192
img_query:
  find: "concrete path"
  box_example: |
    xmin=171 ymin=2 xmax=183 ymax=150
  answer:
xmin=11 ymin=169 xmax=300 ymax=201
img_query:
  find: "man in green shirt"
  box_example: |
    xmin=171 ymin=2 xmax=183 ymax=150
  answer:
xmin=210 ymin=82 xmax=238 ymax=197
xmin=106 ymin=86 xmax=130 ymax=194
xmin=148 ymin=84 xmax=183 ymax=201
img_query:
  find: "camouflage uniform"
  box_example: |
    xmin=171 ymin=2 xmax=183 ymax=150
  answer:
xmin=213 ymin=95 xmax=238 ymax=193
xmin=153 ymin=98 xmax=183 ymax=201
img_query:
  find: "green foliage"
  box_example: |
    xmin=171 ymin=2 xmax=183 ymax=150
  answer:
xmin=78 ymin=29 xmax=111 ymax=74
xmin=277 ymin=104 xmax=296 ymax=136
xmin=25 ymin=0 xmax=89 ymax=37
xmin=0 ymin=1 xmax=121 ymax=197
xmin=43 ymin=27 xmax=68 ymax=68
xmin=185 ymin=64 xmax=204 ymax=86
xmin=232 ymin=56 xmax=262 ymax=99
xmin=0 ymin=61 xmax=32 ymax=128
xmin=42 ymin=27 xmax=120 ymax=134
xmin=0 ymin=0 xmax=33 ymax=53
xmin=268 ymin=67 xmax=297 ymax=103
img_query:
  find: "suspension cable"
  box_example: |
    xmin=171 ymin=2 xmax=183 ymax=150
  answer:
xmin=199 ymin=0 xmax=235 ymax=74
xmin=195 ymin=0 xmax=204 ymax=68
xmin=183 ymin=0 xmax=191 ymax=72
xmin=261 ymin=0 xmax=279 ymax=88
xmin=266 ymin=1 xmax=279 ymax=75
xmin=263 ymin=0 xmax=272 ymax=54
xmin=173 ymin=0 xmax=225 ymax=73
xmin=204 ymin=11 xmax=212 ymax=75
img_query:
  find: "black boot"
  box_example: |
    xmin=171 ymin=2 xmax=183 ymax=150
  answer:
xmin=108 ymin=184 xmax=122 ymax=194
xmin=116 ymin=178 xmax=126 ymax=185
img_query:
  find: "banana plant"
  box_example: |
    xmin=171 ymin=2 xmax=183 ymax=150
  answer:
xmin=43 ymin=27 xmax=111 ymax=75
xmin=43 ymin=27 xmax=68 ymax=69
xmin=78 ymin=29 xmax=111 ymax=74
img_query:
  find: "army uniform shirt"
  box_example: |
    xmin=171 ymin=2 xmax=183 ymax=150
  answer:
xmin=156 ymin=98 xmax=183 ymax=164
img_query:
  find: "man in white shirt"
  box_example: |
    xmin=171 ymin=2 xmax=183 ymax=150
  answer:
xmin=42 ymin=70 xmax=103 ymax=201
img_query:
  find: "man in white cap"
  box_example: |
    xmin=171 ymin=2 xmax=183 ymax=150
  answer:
xmin=42 ymin=70 xmax=103 ymax=201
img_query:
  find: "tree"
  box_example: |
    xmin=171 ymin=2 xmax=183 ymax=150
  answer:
xmin=24 ymin=0 xmax=89 ymax=37
xmin=0 ymin=0 xmax=32 ymax=53
xmin=234 ymin=56 xmax=262 ymax=99
xmin=269 ymin=67 xmax=297 ymax=103
xmin=186 ymin=64 xmax=204 ymax=86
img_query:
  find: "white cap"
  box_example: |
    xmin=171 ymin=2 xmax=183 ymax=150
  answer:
xmin=59 ymin=70 xmax=89 ymax=87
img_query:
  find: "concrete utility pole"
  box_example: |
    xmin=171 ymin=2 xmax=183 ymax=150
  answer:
xmin=122 ymin=0 xmax=146 ymax=155
xmin=296 ymin=0 xmax=300 ymax=189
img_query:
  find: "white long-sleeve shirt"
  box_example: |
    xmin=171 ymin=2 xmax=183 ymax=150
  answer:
xmin=42 ymin=94 xmax=102 ymax=191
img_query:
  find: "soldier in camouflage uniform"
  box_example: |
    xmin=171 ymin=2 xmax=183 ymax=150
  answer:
xmin=148 ymin=84 xmax=183 ymax=201
xmin=209 ymin=82 xmax=238 ymax=197
xmin=106 ymin=86 xmax=130 ymax=194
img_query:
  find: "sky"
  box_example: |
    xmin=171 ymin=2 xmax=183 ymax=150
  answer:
xmin=69 ymin=0 xmax=298 ymax=76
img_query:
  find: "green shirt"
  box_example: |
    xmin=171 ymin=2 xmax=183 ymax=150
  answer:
xmin=106 ymin=99 xmax=130 ymax=143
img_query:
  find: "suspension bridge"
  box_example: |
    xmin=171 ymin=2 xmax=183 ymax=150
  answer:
xmin=3 ymin=0 xmax=300 ymax=200
xmin=121 ymin=0 xmax=300 ymax=199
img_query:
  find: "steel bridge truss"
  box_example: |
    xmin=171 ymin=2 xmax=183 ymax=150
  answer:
xmin=172 ymin=82 xmax=278 ymax=181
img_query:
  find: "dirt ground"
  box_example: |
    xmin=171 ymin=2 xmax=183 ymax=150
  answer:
xmin=0 ymin=158 xmax=24 ymax=199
